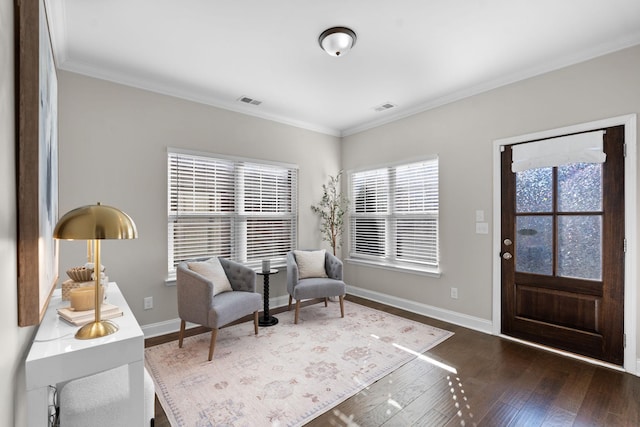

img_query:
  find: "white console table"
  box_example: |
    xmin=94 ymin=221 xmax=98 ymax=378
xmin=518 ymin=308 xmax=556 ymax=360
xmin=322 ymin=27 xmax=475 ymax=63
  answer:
xmin=25 ymin=283 xmax=145 ymax=427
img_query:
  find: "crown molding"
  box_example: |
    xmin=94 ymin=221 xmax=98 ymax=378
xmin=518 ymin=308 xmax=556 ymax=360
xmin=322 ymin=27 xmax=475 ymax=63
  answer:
xmin=58 ymin=59 xmax=342 ymax=138
xmin=341 ymin=37 xmax=640 ymax=137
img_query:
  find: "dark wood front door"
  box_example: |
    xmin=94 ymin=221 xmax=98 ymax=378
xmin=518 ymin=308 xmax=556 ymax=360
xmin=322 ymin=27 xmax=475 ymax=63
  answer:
xmin=501 ymin=125 xmax=625 ymax=365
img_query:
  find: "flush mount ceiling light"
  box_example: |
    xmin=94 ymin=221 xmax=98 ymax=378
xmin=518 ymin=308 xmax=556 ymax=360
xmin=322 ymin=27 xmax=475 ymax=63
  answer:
xmin=319 ymin=27 xmax=357 ymax=57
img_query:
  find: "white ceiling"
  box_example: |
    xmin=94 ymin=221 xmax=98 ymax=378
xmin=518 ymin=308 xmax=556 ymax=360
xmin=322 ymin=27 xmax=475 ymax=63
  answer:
xmin=46 ymin=0 xmax=640 ymax=137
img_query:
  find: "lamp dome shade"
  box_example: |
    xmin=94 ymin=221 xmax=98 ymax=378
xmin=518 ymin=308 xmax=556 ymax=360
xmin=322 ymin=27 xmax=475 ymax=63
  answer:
xmin=319 ymin=27 xmax=357 ymax=57
xmin=54 ymin=203 xmax=138 ymax=240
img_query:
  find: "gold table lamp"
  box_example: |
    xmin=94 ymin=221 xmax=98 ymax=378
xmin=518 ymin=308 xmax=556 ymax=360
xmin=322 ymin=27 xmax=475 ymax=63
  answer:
xmin=54 ymin=203 xmax=138 ymax=339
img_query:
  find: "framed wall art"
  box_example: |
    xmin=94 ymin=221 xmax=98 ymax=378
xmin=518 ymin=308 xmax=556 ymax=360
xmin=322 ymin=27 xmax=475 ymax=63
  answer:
xmin=16 ymin=0 xmax=59 ymax=326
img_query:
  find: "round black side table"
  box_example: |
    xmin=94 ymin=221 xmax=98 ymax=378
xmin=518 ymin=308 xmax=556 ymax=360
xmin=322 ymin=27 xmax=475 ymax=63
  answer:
xmin=257 ymin=269 xmax=278 ymax=326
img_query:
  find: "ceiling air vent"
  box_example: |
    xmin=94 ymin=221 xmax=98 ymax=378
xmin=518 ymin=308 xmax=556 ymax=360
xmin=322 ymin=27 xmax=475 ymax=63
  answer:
xmin=237 ymin=96 xmax=262 ymax=106
xmin=374 ymin=102 xmax=397 ymax=112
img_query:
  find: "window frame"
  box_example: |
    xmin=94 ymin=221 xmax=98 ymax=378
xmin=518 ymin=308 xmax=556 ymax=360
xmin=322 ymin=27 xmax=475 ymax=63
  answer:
xmin=347 ymin=156 xmax=440 ymax=277
xmin=167 ymin=147 xmax=298 ymax=280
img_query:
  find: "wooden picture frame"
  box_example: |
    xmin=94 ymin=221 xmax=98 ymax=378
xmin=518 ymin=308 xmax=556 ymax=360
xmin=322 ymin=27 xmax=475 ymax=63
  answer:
xmin=16 ymin=0 xmax=59 ymax=326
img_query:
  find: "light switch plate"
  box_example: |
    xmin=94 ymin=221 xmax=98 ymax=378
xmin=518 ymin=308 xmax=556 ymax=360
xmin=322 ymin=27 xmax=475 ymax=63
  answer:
xmin=476 ymin=222 xmax=489 ymax=234
xmin=475 ymin=210 xmax=485 ymax=222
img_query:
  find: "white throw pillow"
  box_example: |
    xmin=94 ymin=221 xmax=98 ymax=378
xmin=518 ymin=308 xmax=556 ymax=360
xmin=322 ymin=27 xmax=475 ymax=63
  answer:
xmin=187 ymin=258 xmax=233 ymax=296
xmin=294 ymin=249 xmax=328 ymax=279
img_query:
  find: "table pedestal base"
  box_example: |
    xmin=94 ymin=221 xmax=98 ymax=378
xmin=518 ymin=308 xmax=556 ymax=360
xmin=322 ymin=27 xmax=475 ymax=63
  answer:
xmin=259 ymin=315 xmax=279 ymax=326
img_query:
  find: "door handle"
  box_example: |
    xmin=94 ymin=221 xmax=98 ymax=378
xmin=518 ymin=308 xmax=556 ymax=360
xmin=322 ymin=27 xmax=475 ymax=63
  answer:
xmin=502 ymin=252 xmax=513 ymax=260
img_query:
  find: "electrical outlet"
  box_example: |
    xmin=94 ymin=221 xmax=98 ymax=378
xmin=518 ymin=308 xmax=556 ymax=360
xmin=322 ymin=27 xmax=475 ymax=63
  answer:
xmin=144 ymin=296 xmax=153 ymax=310
xmin=450 ymin=287 xmax=458 ymax=299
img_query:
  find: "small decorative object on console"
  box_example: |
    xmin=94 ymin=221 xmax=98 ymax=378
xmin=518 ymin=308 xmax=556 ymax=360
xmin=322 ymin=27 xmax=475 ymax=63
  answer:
xmin=66 ymin=266 xmax=93 ymax=282
xmin=61 ymin=280 xmax=93 ymax=301
xmin=57 ymin=303 xmax=123 ymax=326
xmin=69 ymin=286 xmax=105 ymax=311
xmin=62 ymin=263 xmax=108 ymax=301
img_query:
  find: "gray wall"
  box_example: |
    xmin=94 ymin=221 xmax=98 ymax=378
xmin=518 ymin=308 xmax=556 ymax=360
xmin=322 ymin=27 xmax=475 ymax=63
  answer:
xmin=1 ymin=0 xmax=36 ymax=425
xmin=57 ymin=71 xmax=342 ymax=326
xmin=342 ymin=45 xmax=640 ymax=336
xmin=58 ymin=45 xmax=640 ymax=343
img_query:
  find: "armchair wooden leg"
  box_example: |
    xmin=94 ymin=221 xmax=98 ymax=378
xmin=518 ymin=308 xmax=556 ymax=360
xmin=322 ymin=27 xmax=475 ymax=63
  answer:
xmin=208 ymin=328 xmax=218 ymax=361
xmin=254 ymin=311 xmax=259 ymax=335
xmin=288 ymin=295 xmax=293 ymax=311
xmin=324 ymin=297 xmax=328 ymax=307
xmin=339 ymin=295 xmax=345 ymax=318
xmin=294 ymin=300 xmax=301 ymax=324
xmin=178 ymin=319 xmax=186 ymax=348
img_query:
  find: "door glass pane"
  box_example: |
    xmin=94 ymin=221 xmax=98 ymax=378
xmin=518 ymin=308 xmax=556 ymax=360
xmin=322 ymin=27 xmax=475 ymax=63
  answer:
xmin=516 ymin=216 xmax=553 ymax=275
xmin=558 ymin=215 xmax=602 ymax=280
xmin=558 ymin=163 xmax=602 ymax=212
xmin=516 ymin=168 xmax=553 ymax=213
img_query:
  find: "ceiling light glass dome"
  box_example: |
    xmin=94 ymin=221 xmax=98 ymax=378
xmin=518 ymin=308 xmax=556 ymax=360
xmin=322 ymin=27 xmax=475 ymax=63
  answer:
xmin=319 ymin=27 xmax=357 ymax=57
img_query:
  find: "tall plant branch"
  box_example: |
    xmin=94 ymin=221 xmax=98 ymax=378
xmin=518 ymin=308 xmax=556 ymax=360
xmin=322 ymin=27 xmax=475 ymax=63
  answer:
xmin=311 ymin=172 xmax=349 ymax=256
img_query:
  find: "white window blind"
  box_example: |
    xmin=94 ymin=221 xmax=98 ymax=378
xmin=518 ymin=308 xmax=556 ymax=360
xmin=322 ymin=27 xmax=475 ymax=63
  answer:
xmin=511 ymin=130 xmax=606 ymax=172
xmin=351 ymin=168 xmax=388 ymax=257
xmin=349 ymin=158 xmax=439 ymax=270
xmin=168 ymin=150 xmax=298 ymax=276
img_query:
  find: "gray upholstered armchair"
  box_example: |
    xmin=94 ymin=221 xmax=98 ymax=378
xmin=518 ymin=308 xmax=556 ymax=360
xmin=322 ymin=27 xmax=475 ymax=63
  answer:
xmin=286 ymin=250 xmax=346 ymax=324
xmin=176 ymin=257 xmax=262 ymax=361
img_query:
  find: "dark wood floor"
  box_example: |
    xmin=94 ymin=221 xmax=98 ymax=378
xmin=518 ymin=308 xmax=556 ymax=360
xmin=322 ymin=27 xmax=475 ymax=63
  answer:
xmin=145 ymin=296 xmax=640 ymax=426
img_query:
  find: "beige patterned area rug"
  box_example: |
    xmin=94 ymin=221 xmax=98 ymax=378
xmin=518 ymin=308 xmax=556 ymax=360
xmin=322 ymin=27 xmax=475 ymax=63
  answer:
xmin=145 ymin=300 xmax=453 ymax=427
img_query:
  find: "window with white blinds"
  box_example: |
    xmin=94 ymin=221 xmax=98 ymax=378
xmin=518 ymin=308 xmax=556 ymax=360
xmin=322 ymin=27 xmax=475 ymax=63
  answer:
xmin=168 ymin=149 xmax=298 ymax=277
xmin=349 ymin=158 xmax=439 ymax=271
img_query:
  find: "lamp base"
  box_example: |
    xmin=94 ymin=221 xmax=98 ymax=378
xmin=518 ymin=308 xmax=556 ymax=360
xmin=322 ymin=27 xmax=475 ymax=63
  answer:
xmin=75 ymin=320 xmax=119 ymax=339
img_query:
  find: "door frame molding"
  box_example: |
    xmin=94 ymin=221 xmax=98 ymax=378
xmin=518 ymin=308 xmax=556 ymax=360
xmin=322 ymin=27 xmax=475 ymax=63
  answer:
xmin=492 ymin=114 xmax=638 ymax=374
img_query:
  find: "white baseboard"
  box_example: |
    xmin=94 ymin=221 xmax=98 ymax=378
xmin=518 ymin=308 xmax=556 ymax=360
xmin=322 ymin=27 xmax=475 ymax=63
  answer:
xmin=141 ymin=318 xmax=184 ymax=339
xmin=142 ymin=288 xmax=492 ymax=338
xmin=346 ymin=285 xmax=493 ymax=334
xmin=142 ymin=287 xmax=639 ymax=377
xmin=141 ymin=295 xmax=292 ymax=338
xmin=141 ymin=290 xmax=492 ymax=338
